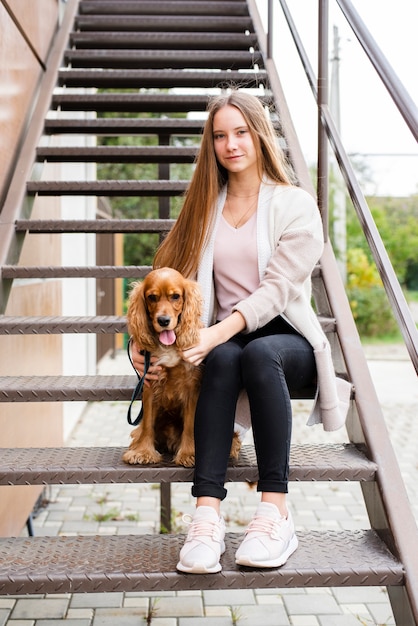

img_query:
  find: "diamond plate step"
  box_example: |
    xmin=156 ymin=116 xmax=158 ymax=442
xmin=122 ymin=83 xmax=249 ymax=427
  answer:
xmin=1 ymin=264 xmax=324 ymax=282
xmin=69 ymin=31 xmax=259 ymax=51
xmin=0 ymin=374 xmax=314 ymax=401
xmin=75 ymin=15 xmax=253 ymax=33
xmin=15 ymin=218 xmax=175 ymax=233
xmin=0 ymin=373 xmax=349 ymax=403
xmin=0 ymin=531 xmax=403 ymax=595
xmin=57 ymin=69 xmax=267 ymax=89
xmin=0 ymin=314 xmax=335 ymax=335
xmin=0 ymin=315 xmax=127 ymax=335
xmin=0 ymin=444 xmax=377 ymax=485
xmin=43 ymin=118 xmax=206 ymax=135
xmin=26 ymin=180 xmax=188 ymax=196
xmin=78 ymin=1 xmax=250 ymax=17
xmin=64 ymin=49 xmax=263 ymax=70
xmin=51 ymin=93 xmax=272 ymax=113
xmin=1 ymin=266 xmax=149 ymax=279
xmin=36 ymin=146 xmax=198 ymax=163
xmin=0 ymin=374 xmax=136 ymax=401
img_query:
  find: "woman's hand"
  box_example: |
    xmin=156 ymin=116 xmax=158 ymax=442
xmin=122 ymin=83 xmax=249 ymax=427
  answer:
xmin=130 ymin=341 xmax=161 ymax=386
xmin=182 ymin=311 xmax=246 ymax=366
xmin=182 ymin=327 xmax=220 ymax=366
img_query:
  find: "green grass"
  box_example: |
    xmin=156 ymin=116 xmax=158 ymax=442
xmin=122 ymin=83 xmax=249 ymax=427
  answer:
xmin=360 ymin=330 xmax=403 ymax=346
xmin=407 ymin=289 xmax=418 ymax=302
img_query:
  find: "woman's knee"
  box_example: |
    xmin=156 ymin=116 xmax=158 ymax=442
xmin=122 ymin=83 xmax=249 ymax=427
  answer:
xmin=201 ymin=341 xmax=243 ymax=393
xmin=205 ymin=340 xmax=242 ymax=370
xmin=242 ymin=337 xmax=278 ymax=372
xmin=242 ymin=334 xmax=315 ymax=390
xmin=241 ymin=339 xmax=279 ymax=391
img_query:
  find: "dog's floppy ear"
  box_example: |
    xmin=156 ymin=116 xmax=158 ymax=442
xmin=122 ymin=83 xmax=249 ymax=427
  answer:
xmin=176 ymin=279 xmax=203 ymax=350
xmin=126 ymin=280 xmax=157 ymax=352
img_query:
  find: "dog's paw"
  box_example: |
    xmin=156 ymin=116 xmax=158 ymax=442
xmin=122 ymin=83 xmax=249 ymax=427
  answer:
xmin=229 ymin=433 xmax=242 ymax=460
xmin=173 ymin=449 xmax=195 ymax=467
xmin=122 ymin=448 xmax=162 ymax=465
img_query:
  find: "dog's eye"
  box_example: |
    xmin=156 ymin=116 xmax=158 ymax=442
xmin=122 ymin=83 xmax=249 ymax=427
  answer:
xmin=147 ymin=294 xmax=158 ymax=303
xmin=171 ymin=294 xmax=181 ymax=301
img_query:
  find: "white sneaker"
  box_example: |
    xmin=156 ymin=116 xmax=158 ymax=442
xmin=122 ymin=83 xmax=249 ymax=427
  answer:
xmin=176 ymin=506 xmax=226 ymax=574
xmin=235 ymin=502 xmax=298 ymax=568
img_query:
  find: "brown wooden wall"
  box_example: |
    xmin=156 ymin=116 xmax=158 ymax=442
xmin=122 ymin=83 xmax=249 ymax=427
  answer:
xmin=0 ymin=0 xmax=58 ymax=204
xmin=0 ymin=0 xmax=62 ymax=536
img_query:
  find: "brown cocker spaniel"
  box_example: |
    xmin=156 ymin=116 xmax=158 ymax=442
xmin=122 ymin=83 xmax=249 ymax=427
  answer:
xmin=123 ymin=267 xmax=204 ymax=467
xmin=123 ymin=267 xmax=241 ymax=467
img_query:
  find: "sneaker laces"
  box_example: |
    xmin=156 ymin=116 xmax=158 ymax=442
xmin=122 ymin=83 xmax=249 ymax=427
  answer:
xmin=244 ymin=514 xmax=285 ymax=540
xmin=182 ymin=514 xmax=222 ymax=542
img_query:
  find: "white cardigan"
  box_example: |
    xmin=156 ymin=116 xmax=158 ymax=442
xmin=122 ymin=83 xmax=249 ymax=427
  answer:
xmin=197 ymin=181 xmax=351 ymax=432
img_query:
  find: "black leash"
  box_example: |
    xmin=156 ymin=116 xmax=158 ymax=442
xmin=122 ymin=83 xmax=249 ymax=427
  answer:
xmin=126 ymin=337 xmax=151 ymax=426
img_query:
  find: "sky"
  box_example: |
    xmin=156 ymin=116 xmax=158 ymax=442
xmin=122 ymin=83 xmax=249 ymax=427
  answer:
xmin=258 ymin=0 xmax=418 ymax=197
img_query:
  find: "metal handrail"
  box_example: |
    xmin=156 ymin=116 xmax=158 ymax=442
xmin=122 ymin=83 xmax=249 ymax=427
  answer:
xmin=271 ymin=0 xmax=418 ymax=373
xmin=255 ymin=0 xmax=418 ymax=620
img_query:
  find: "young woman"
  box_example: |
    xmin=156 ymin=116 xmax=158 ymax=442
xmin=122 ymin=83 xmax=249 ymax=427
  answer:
xmin=132 ymin=91 xmax=350 ymax=574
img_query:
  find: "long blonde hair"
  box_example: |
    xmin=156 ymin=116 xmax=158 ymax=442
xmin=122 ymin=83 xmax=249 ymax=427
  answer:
xmin=153 ymin=91 xmax=294 ymax=277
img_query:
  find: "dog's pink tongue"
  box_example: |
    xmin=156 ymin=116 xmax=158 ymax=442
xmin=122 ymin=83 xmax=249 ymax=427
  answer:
xmin=159 ymin=329 xmax=176 ymax=346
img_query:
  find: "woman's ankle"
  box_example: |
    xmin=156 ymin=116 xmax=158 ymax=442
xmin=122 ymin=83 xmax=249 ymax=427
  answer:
xmin=196 ymin=496 xmax=221 ymax=515
xmin=261 ymin=492 xmax=288 ymax=518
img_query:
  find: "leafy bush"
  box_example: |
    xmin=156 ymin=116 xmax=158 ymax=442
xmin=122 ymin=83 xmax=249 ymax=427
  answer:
xmin=346 ymin=248 xmax=398 ymax=337
xmin=346 ymin=194 xmax=418 ymax=285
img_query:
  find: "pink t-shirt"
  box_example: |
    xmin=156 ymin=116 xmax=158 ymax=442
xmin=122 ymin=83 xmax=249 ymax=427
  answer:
xmin=213 ymin=212 xmax=259 ymax=321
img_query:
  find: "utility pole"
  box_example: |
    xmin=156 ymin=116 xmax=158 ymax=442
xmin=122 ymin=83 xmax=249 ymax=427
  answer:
xmin=330 ymin=25 xmax=347 ymax=284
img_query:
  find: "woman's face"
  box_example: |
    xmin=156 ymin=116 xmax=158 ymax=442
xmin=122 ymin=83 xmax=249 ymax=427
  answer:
xmin=212 ymin=105 xmax=258 ymax=177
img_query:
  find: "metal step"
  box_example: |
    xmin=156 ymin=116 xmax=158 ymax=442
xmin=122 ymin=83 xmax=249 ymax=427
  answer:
xmin=78 ymin=1 xmax=250 ymax=17
xmin=0 ymin=315 xmax=127 ymax=335
xmin=57 ymin=69 xmax=267 ymax=89
xmin=0 ymin=374 xmax=136 ymax=402
xmin=64 ymin=49 xmax=263 ymax=70
xmin=69 ymin=31 xmax=259 ymax=50
xmin=43 ymin=118 xmax=206 ymax=136
xmin=0 ymin=374 xmax=324 ymax=402
xmin=0 ymin=444 xmax=377 ymax=485
xmin=1 ymin=264 xmax=324 ymax=281
xmin=50 ymin=93 xmax=272 ymax=113
xmin=15 ymin=218 xmax=175 ymax=233
xmin=1 ymin=266 xmax=150 ymax=279
xmin=75 ymin=15 xmax=253 ymax=33
xmin=26 ymin=180 xmax=188 ymax=196
xmin=0 ymin=314 xmax=335 ymax=334
xmin=0 ymin=531 xmax=403 ymax=595
xmin=36 ymin=146 xmax=198 ymax=164
xmin=51 ymin=93 xmax=214 ymax=113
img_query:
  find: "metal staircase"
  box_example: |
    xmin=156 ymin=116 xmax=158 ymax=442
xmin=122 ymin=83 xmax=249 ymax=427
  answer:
xmin=0 ymin=0 xmax=417 ymax=623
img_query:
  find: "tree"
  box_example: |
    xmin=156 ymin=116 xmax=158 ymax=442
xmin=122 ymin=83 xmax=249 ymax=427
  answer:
xmin=97 ymin=110 xmax=199 ymax=267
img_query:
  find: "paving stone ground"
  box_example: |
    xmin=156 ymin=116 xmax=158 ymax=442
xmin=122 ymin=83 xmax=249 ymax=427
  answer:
xmin=2 ymin=343 xmax=417 ymax=625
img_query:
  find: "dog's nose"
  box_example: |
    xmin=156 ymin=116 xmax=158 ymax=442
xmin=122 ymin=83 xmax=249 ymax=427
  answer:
xmin=157 ymin=315 xmax=171 ymax=328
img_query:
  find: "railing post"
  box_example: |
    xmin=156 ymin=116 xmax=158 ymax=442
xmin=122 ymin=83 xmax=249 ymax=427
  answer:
xmin=317 ymin=0 xmax=329 ymax=240
xmin=160 ymin=483 xmax=172 ymax=533
xmin=158 ymin=134 xmax=170 ymax=220
xmin=267 ymin=0 xmax=273 ymax=59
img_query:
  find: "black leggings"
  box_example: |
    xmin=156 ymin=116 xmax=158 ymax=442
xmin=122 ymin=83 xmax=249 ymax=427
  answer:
xmin=191 ymin=316 xmax=316 ymax=500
